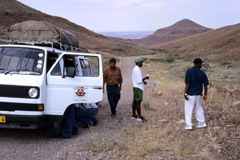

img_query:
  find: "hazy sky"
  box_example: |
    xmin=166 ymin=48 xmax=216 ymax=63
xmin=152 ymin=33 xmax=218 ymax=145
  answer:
xmin=18 ymin=0 xmax=240 ymax=32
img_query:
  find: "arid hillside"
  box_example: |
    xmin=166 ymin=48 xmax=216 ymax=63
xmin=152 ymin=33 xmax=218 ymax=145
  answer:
xmin=0 ymin=0 xmax=154 ymax=56
xmin=109 ymin=19 xmax=212 ymax=47
xmin=152 ymin=22 xmax=240 ymax=67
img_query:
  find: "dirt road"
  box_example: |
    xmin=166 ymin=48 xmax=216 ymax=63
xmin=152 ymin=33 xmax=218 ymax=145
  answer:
xmin=0 ymin=57 xmax=145 ymax=160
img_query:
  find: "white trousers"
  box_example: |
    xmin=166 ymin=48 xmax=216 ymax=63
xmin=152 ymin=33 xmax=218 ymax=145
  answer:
xmin=184 ymin=95 xmax=205 ymax=126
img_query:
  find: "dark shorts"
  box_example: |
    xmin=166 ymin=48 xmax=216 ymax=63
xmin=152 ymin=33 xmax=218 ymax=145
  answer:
xmin=133 ymin=87 xmax=143 ymax=101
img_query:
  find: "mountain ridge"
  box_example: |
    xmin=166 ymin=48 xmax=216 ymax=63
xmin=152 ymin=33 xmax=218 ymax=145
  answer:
xmin=152 ymin=22 xmax=240 ymax=67
xmin=109 ymin=19 xmax=212 ymax=47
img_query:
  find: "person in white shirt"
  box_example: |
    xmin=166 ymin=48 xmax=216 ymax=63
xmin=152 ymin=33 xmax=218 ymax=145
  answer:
xmin=132 ymin=58 xmax=149 ymax=122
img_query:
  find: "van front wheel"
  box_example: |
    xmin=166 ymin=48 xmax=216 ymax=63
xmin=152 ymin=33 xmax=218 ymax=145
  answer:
xmin=45 ymin=123 xmax=61 ymax=138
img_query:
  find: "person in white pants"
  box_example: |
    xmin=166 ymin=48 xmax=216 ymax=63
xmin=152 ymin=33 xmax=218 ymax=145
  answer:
xmin=184 ymin=58 xmax=209 ymax=130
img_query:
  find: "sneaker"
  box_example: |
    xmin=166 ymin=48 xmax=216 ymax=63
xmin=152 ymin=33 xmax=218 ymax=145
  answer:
xmin=62 ymin=134 xmax=71 ymax=138
xmin=93 ymin=121 xmax=98 ymax=126
xmin=185 ymin=124 xmax=192 ymax=130
xmin=111 ymin=114 xmax=116 ymax=118
xmin=137 ymin=116 xmax=146 ymax=122
xmin=196 ymin=122 xmax=207 ymax=128
xmin=82 ymin=123 xmax=89 ymax=128
xmin=72 ymin=131 xmax=78 ymax=135
xmin=132 ymin=115 xmax=137 ymax=119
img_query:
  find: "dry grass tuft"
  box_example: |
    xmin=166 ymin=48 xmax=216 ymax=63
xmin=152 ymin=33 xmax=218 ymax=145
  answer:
xmin=87 ymin=127 xmax=116 ymax=152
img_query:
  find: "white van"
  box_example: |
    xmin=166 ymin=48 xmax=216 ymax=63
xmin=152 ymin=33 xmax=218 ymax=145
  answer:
xmin=0 ymin=44 xmax=103 ymax=137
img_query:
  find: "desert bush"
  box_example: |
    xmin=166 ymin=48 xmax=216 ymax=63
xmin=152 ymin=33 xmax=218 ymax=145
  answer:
xmin=141 ymin=57 xmax=148 ymax=61
xmin=113 ymin=48 xmax=125 ymax=52
xmin=87 ymin=128 xmax=116 ymax=152
xmin=121 ymin=128 xmax=149 ymax=158
xmin=231 ymin=117 xmax=240 ymax=125
xmin=202 ymin=63 xmax=210 ymax=69
xmin=219 ymin=129 xmax=228 ymax=139
xmin=220 ymin=61 xmax=231 ymax=66
xmin=172 ymin=140 xmax=196 ymax=155
xmin=173 ymin=53 xmax=180 ymax=58
xmin=149 ymin=57 xmax=164 ymax=62
xmin=142 ymin=101 xmax=151 ymax=110
xmin=165 ymin=57 xmax=174 ymax=63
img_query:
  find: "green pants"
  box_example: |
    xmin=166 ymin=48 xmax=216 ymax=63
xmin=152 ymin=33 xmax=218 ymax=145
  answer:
xmin=133 ymin=87 xmax=143 ymax=101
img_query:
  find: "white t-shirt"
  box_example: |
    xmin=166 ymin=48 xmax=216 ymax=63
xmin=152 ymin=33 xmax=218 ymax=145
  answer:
xmin=75 ymin=103 xmax=98 ymax=109
xmin=132 ymin=65 xmax=144 ymax=91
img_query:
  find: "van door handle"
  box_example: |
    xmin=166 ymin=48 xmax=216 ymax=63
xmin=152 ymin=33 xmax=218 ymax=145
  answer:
xmin=93 ymin=87 xmax=103 ymax=89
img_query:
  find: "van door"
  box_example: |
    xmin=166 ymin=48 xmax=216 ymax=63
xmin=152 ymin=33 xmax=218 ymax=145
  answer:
xmin=46 ymin=52 xmax=103 ymax=115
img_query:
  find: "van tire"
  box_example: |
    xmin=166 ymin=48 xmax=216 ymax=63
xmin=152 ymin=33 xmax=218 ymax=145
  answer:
xmin=45 ymin=123 xmax=61 ymax=138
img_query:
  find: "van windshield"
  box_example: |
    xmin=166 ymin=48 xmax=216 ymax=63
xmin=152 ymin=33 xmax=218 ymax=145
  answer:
xmin=0 ymin=47 xmax=45 ymax=75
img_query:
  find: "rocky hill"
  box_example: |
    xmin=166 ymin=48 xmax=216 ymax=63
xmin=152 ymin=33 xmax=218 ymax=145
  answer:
xmin=0 ymin=0 xmax=154 ymax=56
xmin=110 ymin=19 xmax=212 ymax=47
xmin=152 ymin=22 xmax=240 ymax=67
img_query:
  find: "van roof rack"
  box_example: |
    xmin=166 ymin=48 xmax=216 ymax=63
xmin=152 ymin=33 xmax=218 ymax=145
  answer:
xmin=0 ymin=36 xmax=87 ymax=52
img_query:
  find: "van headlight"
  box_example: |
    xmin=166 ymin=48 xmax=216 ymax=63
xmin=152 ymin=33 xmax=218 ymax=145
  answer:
xmin=28 ymin=88 xmax=38 ymax=98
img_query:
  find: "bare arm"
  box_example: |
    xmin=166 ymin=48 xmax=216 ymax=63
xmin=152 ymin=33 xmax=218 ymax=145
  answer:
xmin=103 ymin=81 xmax=105 ymax=93
xmin=103 ymin=69 xmax=106 ymax=93
xmin=184 ymin=83 xmax=190 ymax=100
xmin=142 ymin=75 xmax=149 ymax=85
xmin=203 ymin=85 xmax=208 ymax=101
xmin=119 ymin=69 xmax=123 ymax=91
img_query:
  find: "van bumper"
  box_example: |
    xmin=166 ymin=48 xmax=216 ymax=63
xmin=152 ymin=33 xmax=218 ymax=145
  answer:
xmin=0 ymin=115 xmax=62 ymax=129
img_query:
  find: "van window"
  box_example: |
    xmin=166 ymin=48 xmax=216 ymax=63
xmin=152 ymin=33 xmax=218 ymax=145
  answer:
xmin=77 ymin=56 xmax=99 ymax=77
xmin=51 ymin=55 xmax=99 ymax=77
xmin=0 ymin=47 xmax=44 ymax=75
xmin=46 ymin=52 xmax=59 ymax=73
xmin=51 ymin=55 xmax=75 ymax=76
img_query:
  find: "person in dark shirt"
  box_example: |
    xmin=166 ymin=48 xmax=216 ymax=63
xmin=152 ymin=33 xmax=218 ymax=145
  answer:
xmin=184 ymin=58 xmax=209 ymax=130
xmin=103 ymin=58 xmax=123 ymax=118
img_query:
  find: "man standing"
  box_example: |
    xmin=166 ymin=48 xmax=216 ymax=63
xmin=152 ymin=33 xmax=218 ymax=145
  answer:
xmin=132 ymin=58 xmax=149 ymax=122
xmin=103 ymin=58 xmax=123 ymax=118
xmin=184 ymin=58 xmax=209 ymax=130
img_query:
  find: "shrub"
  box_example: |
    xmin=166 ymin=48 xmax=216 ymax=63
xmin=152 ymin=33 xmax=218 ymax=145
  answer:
xmin=220 ymin=62 xmax=231 ymax=66
xmin=231 ymin=117 xmax=240 ymax=125
xmin=149 ymin=58 xmax=164 ymax=62
xmin=165 ymin=57 xmax=174 ymax=63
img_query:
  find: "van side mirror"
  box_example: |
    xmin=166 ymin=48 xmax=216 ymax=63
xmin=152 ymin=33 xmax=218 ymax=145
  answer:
xmin=66 ymin=67 xmax=76 ymax=78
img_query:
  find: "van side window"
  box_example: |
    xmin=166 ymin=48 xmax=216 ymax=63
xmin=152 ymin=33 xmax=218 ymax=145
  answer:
xmin=79 ymin=59 xmax=91 ymax=76
xmin=51 ymin=55 xmax=99 ymax=77
xmin=47 ymin=52 xmax=58 ymax=73
xmin=51 ymin=55 xmax=75 ymax=76
xmin=76 ymin=56 xmax=99 ymax=77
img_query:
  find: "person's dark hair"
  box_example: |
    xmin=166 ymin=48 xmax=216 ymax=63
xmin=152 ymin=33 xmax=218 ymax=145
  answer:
xmin=109 ymin=58 xmax=116 ymax=64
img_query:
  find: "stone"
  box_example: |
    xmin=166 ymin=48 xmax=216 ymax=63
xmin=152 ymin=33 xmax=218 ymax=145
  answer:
xmin=176 ymin=119 xmax=185 ymax=124
xmin=232 ymin=101 xmax=240 ymax=106
xmin=157 ymin=91 xmax=163 ymax=96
